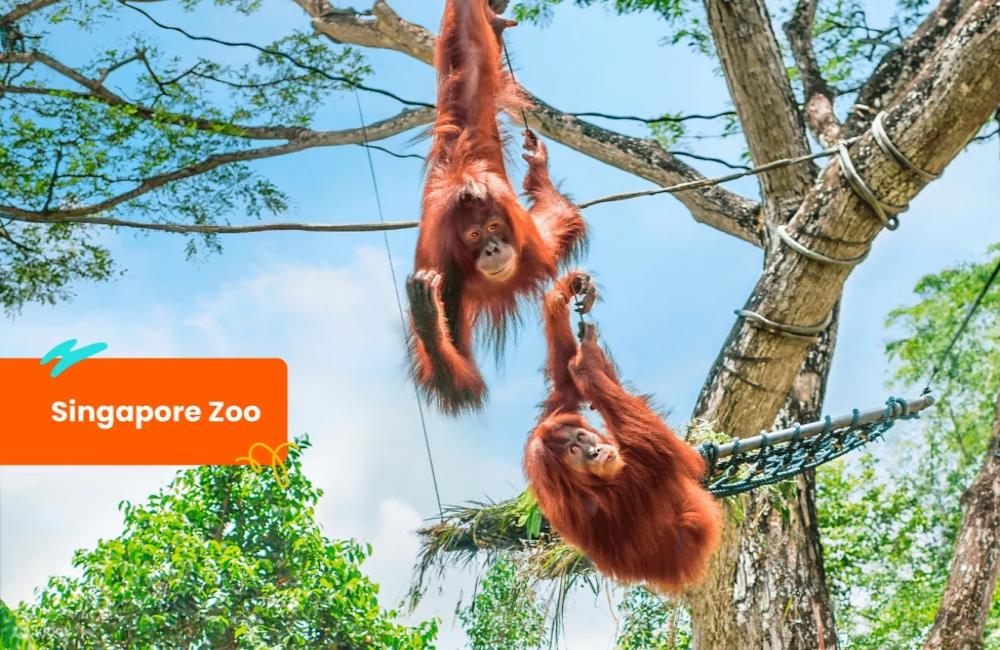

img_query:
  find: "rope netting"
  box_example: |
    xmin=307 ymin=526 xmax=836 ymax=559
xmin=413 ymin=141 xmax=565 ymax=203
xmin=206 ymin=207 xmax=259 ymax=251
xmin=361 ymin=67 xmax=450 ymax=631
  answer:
xmin=698 ymin=395 xmax=932 ymax=497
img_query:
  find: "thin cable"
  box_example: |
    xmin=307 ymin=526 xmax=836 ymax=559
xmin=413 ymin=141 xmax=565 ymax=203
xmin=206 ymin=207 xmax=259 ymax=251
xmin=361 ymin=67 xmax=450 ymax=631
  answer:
xmin=6 ymin=136 xmax=858 ymax=235
xmin=577 ymin=137 xmax=860 ymax=209
xmin=353 ymin=88 xmax=443 ymax=518
xmin=118 ymin=0 xmax=433 ymax=108
xmin=923 ymin=257 xmax=1000 ymax=394
xmin=501 ymin=39 xmax=530 ymax=130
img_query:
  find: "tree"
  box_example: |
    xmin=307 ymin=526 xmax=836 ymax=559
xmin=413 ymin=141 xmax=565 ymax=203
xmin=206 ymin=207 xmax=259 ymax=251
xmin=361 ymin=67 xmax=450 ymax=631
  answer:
xmin=817 ymin=248 xmax=1000 ymax=649
xmin=1 ymin=0 xmax=998 ymax=647
xmin=615 ymin=587 xmax=691 ymax=650
xmin=926 ymin=389 xmax=1000 ymax=650
xmin=887 ymin=247 xmax=1000 ymax=650
xmin=457 ymin=557 xmax=546 ymax=650
xmin=1 ymin=600 xmax=36 ymax=650
xmin=14 ymin=440 xmax=438 ymax=649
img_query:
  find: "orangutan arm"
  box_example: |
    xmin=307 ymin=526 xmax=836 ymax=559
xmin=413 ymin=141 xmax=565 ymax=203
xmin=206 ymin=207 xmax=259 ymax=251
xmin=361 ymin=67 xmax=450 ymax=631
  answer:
xmin=523 ymin=131 xmax=587 ymax=264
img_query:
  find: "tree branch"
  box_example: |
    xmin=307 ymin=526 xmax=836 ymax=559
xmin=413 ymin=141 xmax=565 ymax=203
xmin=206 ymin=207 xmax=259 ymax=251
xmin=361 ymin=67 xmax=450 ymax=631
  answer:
xmin=0 ymin=0 xmax=60 ymax=25
xmin=847 ymin=0 xmax=973 ymax=135
xmin=704 ymin=0 xmax=814 ymax=224
xmin=116 ymin=0 xmax=434 ymax=108
xmin=296 ymin=0 xmax=763 ymax=245
xmin=923 ymin=388 xmax=1000 ymax=650
xmin=3 ymin=214 xmax=419 ymax=233
xmin=783 ymin=0 xmax=844 ymax=146
xmin=0 ymin=105 xmax=433 ymax=218
xmin=693 ymin=0 xmax=1000 ymax=438
xmin=0 ymin=50 xmax=426 ymax=140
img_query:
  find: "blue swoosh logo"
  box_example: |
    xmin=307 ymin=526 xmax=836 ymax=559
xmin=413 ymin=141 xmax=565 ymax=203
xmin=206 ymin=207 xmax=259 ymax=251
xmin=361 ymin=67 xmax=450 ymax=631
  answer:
xmin=40 ymin=339 xmax=108 ymax=377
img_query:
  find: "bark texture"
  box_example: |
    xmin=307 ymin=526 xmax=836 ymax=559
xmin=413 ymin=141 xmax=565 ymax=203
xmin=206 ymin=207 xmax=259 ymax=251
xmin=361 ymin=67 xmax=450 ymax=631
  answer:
xmin=784 ymin=0 xmax=844 ymax=145
xmin=923 ymin=389 xmax=1000 ymax=650
xmin=691 ymin=3 xmax=841 ymax=648
xmin=848 ymin=0 xmax=976 ymax=136
xmin=704 ymin=0 xmax=814 ymax=225
xmin=695 ymin=0 xmax=1000 ymax=441
xmin=689 ymin=315 xmax=840 ymax=650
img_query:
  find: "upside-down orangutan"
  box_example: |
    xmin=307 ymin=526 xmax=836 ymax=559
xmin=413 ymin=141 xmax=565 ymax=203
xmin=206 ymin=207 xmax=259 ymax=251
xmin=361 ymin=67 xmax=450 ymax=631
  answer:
xmin=524 ymin=272 xmax=723 ymax=593
xmin=406 ymin=0 xmax=586 ymax=414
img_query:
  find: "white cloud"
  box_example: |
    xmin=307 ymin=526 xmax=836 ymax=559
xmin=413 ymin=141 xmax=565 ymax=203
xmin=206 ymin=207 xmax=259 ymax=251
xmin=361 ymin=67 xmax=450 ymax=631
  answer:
xmin=0 ymin=467 xmax=180 ymax=606
xmin=1 ymin=247 xmax=598 ymax=647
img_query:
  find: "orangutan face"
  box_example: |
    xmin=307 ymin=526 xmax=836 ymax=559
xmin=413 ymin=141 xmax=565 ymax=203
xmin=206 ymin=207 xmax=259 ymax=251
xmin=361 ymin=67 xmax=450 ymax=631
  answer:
xmin=554 ymin=425 xmax=624 ymax=479
xmin=457 ymin=194 xmax=517 ymax=282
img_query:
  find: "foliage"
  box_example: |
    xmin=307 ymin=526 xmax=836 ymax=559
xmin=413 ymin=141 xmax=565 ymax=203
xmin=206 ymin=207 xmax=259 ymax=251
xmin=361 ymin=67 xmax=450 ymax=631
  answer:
xmin=0 ymin=222 xmax=116 ymax=315
xmin=1 ymin=600 xmax=35 ymax=650
xmin=886 ymin=244 xmax=1000 ymax=457
xmin=411 ymin=491 xmax=553 ymax=608
xmin=512 ymin=0 xmax=710 ymax=56
xmin=614 ymin=587 xmax=690 ymax=650
xmin=0 ymin=1 xmax=367 ymax=312
xmin=809 ymin=0 xmax=929 ymax=90
xmin=457 ymin=557 xmax=546 ymax=650
xmin=817 ymin=245 xmax=1000 ymax=649
xmin=15 ymin=438 xmax=438 ymax=649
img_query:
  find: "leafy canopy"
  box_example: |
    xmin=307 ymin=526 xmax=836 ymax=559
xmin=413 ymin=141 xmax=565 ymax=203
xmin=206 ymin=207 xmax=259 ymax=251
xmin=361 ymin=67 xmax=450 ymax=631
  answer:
xmin=457 ymin=557 xmax=546 ymax=650
xmin=818 ymin=245 xmax=1000 ymax=649
xmin=0 ymin=0 xmax=367 ymax=313
xmin=16 ymin=439 xmax=438 ymax=649
xmin=615 ymin=587 xmax=691 ymax=650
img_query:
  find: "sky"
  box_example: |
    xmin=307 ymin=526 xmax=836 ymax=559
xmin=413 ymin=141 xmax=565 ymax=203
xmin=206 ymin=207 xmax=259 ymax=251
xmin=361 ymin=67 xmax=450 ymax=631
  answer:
xmin=1 ymin=1 xmax=998 ymax=648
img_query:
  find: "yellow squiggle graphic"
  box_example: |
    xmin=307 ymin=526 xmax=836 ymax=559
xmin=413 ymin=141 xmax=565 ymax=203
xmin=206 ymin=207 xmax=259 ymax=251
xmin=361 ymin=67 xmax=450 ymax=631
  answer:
xmin=236 ymin=441 xmax=299 ymax=489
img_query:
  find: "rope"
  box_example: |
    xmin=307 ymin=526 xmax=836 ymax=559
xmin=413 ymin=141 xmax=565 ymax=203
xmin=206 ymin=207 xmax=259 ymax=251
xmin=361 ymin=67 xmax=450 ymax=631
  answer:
xmin=735 ymin=308 xmax=834 ymax=342
xmin=835 ymin=111 xmax=942 ymax=232
xmin=577 ymin=138 xmax=860 ymax=210
xmin=923 ymin=257 xmax=1000 ymax=394
xmin=7 ymin=143 xmax=857 ymax=235
xmin=872 ymin=112 xmax=940 ymax=183
xmin=117 ymin=0 xmax=432 ymax=108
xmin=352 ymin=88 xmax=444 ymax=519
xmin=837 ymin=140 xmax=908 ymax=230
xmin=501 ymin=38 xmax=530 ymax=131
xmin=774 ymin=224 xmax=869 ymax=267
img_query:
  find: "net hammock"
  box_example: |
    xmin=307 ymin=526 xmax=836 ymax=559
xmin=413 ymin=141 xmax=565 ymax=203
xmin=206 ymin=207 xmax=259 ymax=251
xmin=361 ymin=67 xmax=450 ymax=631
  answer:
xmin=698 ymin=394 xmax=933 ymax=497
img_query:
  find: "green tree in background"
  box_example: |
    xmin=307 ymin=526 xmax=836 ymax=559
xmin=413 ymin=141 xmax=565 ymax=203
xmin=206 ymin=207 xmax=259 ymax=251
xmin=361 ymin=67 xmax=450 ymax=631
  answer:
xmin=457 ymin=557 xmax=545 ymax=650
xmin=14 ymin=439 xmax=437 ymax=649
xmin=614 ymin=587 xmax=691 ymax=650
xmin=818 ymin=245 xmax=1000 ymax=649
xmin=0 ymin=0 xmax=363 ymax=314
xmin=1 ymin=600 xmax=35 ymax=650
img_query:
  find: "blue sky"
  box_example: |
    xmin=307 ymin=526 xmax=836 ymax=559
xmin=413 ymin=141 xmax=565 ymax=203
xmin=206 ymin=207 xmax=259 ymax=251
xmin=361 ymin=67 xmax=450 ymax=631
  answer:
xmin=1 ymin=1 xmax=997 ymax=647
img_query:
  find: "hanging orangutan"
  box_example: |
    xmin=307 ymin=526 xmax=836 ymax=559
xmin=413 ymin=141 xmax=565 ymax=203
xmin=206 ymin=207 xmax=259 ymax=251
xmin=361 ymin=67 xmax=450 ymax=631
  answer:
xmin=524 ymin=272 xmax=723 ymax=593
xmin=406 ymin=0 xmax=586 ymax=414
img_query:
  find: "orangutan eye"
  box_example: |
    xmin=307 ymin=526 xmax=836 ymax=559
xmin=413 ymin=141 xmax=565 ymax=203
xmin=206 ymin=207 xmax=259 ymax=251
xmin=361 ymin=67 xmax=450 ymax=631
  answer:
xmin=569 ymin=446 xmax=579 ymax=455
xmin=486 ymin=221 xmax=500 ymax=233
xmin=467 ymin=230 xmax=481 ymax=240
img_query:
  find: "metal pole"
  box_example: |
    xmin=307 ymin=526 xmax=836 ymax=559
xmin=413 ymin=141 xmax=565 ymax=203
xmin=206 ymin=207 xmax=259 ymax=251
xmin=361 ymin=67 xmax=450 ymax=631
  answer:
xmin=713 ymin=394 xmax=935 ymax=459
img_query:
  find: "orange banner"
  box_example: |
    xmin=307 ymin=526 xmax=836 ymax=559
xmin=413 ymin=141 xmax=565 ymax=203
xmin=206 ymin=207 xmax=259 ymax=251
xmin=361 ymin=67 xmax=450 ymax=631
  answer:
xmin=0 ymin=358 xmax=287 ymax=465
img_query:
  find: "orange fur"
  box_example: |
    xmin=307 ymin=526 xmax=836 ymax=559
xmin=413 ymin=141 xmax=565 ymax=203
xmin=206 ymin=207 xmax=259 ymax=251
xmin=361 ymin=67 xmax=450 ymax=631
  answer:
xmin=409 ymin=0 xmax=585 ymax=413
xmin=524 ymin=276 xmax=722 ymax=593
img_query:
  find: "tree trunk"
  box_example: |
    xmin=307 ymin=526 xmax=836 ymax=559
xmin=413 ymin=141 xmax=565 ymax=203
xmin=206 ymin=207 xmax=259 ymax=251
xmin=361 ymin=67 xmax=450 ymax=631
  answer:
xmin=689 ymin=314 xmax=839 ymax=649
xmin=924 ymin=388 xmax=1000 ymax=650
